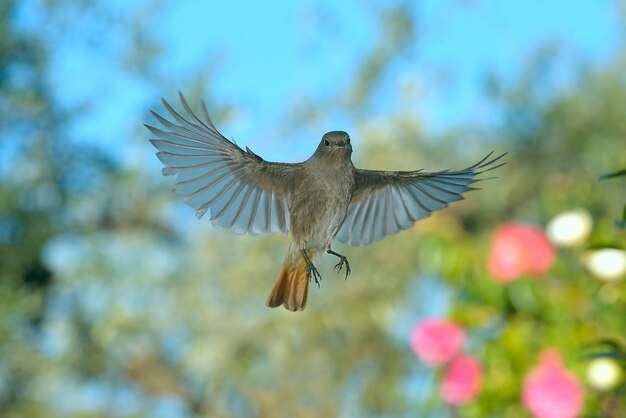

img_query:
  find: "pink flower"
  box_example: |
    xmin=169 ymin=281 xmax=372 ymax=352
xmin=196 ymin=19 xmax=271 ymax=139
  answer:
xmin=487 ymin=223 xmax=556 ymax=283
xmin=522 ymin=350 xmax=584 ymax=418
xmin=410 ymin=319 xmax=465 ymax=366
xmin=440 ymin=355 xmax=482 ymax=405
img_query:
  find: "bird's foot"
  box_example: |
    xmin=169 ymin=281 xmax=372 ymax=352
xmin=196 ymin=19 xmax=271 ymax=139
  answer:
xmin=307 ymin=262 xmax=323 ymax=288
xmin=327 ymin=249 xmax=351 ymax=280
xmin=301 ymin=249 xmax=322 ymax=288
xmin=333 ymin=257 xmax=351 ymax=279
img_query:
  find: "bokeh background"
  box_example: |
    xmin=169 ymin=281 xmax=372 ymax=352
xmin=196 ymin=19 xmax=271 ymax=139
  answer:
xmin=2 ymin=0 xmax=626 ymax=417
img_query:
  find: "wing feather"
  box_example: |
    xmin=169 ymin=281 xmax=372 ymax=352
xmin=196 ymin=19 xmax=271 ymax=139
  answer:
xmin=337 ymin=152 xmax=506 ymax=246
xmin=146 ymin=94 xmax=297 ymax=235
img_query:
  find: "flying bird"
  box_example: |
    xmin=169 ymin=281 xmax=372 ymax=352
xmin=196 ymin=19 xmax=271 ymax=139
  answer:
xmin=146 ymin=94 xmax=505 ymax=312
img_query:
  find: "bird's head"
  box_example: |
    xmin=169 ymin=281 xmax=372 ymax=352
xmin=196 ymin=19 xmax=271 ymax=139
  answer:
xmin=316 ymin=131 xmax=352 ymax=157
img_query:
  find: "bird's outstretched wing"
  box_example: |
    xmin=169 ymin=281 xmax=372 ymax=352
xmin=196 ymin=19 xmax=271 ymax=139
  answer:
xmin=336 ymin=153 xmax=506 ymax=246
xmin=146 ymin=94 xmax=297 ymax=235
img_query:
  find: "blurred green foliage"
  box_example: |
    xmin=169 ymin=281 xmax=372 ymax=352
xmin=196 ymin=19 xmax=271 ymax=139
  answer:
xmin=1 ymin=1 xmax=626 ymax=417
xmin=599 ymin=169 xmax=626 ymax=228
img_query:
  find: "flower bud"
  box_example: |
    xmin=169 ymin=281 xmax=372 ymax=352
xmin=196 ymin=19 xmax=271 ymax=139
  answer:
xmin=585 ymin=249 xmax=626 ymax=281
xmin=409 ymin=319 xmax=465 ymax=366
xmin=586 ymin=358 xmax=622 ymax=391
xmin=440 ymin=355 xmax=482 ymax=405
xmin=546 ymin=209 xmax=592 ymax=247
xmin=522 ymin=350 xmax=584 ymax=418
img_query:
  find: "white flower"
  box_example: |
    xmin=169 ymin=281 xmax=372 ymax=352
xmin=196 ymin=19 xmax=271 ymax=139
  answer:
xmin=546 ymin=209 xmax=592 ymax=247
xmin=586 ymin=249 xmax=626 ymax=281
xmin=586 ymin=358 xmax=623 ymax=390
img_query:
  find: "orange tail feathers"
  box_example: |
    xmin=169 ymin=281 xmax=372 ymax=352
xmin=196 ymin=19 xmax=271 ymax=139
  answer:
xmin=266 ymin=248 xmax=317 ymax=312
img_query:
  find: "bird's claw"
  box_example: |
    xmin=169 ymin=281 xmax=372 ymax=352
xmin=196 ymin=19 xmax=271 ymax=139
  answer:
xmin=307 ymin=263 xmax=322 ymax=288
xmin=333 ymin=257 xmax=351 ymax=280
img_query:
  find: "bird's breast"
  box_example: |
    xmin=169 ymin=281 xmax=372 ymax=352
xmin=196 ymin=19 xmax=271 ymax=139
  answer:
xmin=288 ymin=162 xmax=354 ymax=249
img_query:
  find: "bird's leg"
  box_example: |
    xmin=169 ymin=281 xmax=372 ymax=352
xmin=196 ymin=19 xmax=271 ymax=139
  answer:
xmin=326 ymin=249 xmax=351 ymax=279
xmin=301 ymin=249 xmax=322 ymax=288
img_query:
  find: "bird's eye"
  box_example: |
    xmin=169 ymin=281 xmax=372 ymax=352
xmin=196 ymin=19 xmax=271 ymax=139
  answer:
xmin=346 ymin=136 xmax=350 ymax=143
xmin=324 ymin=139 xmax=330 ymax=147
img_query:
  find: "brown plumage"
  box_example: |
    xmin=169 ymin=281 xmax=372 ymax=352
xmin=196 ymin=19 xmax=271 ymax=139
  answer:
xmin=266 ymin=246 xmax=319 ymax=311
xmin=146 ymin=94 xmax=506 ymax=312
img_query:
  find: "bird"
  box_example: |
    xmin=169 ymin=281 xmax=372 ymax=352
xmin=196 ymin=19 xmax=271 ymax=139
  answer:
xmin=146 ymin=93 xmax=505 ymax=312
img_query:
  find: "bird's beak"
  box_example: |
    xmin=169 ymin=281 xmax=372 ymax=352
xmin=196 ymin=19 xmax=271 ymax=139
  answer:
xmin=337 ymin=141 xmax=346 ymax=147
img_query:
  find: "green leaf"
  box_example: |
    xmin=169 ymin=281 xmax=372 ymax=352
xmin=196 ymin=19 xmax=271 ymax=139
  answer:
xmin=582 ymin=338 xmax=626 ymax=360
xmin=599 ymin=168 xmax=626 ymax=180
xmin=617 ymin=203 xmax=626 ymax=229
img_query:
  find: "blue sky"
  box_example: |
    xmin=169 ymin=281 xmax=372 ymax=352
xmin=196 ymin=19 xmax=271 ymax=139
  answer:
xmin=17 ymin=0 xmax=622 ymax=165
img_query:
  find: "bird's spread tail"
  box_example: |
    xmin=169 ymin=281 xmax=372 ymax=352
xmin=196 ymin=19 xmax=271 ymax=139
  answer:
xmin=266 ymin=246 xmax=318 ymax=311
